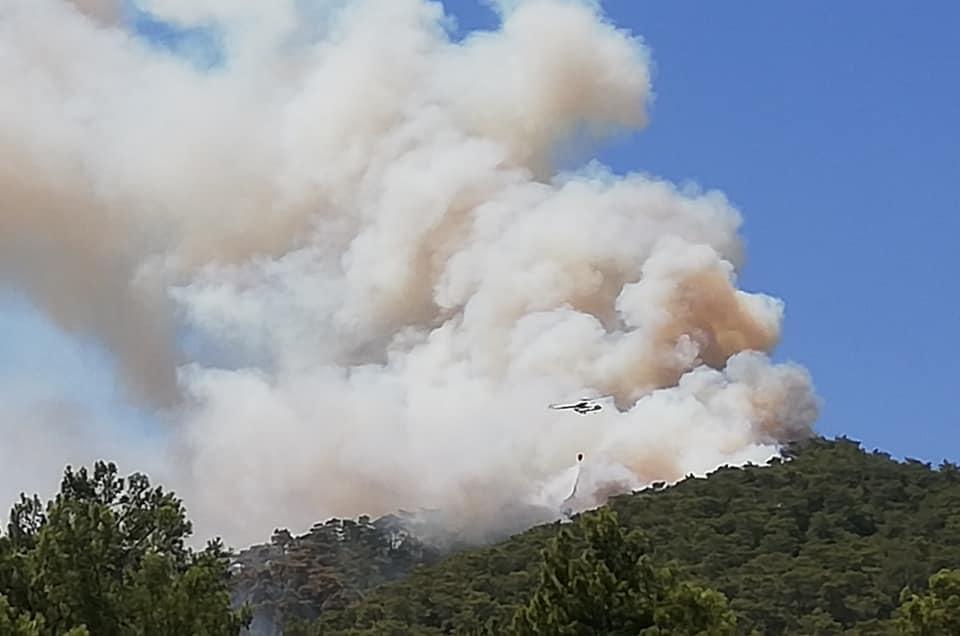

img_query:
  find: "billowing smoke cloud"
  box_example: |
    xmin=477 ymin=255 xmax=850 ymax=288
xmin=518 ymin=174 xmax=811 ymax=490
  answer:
xmin=0 ymin=0 xmax=818 ymax=546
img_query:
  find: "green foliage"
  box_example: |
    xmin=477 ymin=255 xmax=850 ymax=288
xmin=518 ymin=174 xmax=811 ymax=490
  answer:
xmin=896 ymin=568 xmax=960 ymax=635
xmin=298 ymin=438 xmax=960 ymax=634
xmin=7 ymin=438 xmax=960 ymax=635
xmin=0 ymin=461 xmax=251 ymax=636
xmin=0 ymin=594 xmax=43 ymax=636
xmin=510 ymin=507 xmax=736 ymax=635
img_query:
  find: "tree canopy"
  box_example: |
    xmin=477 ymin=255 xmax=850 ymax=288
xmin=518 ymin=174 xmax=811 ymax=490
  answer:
xmin=288 ymin=438 xmax=960 ymax=634
xmin=0 ymin=461 xmax=250 ymax=636
xmin=897 ymin=568 xmax=960 ymax=635
xmin=5 ymin=438 xmax=960 ymax=634
xmin=511 ymin=507 xmax=736 ymax=635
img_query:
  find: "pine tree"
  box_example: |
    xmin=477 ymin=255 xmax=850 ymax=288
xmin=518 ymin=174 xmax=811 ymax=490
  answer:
xmin=0 ymin=461 xmax=252 ymax=635
xmin=897 ymin=569 xmax=960 ymax=635
xmin=511 ymin=508 xmax=736 ymax=635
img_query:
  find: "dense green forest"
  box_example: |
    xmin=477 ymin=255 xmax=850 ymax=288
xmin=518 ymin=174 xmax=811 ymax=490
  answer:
xmin=262 ymin=438 xmax=960 ymax=634
xmin=4 ymin=437 xmax=960 ymax=634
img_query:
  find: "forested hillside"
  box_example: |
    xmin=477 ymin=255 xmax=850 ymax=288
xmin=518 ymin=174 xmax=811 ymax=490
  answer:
xmin=4 ymin=438 xmax=960 ymax=635
xmin=256 ymin=437 xmax=960 ymax=634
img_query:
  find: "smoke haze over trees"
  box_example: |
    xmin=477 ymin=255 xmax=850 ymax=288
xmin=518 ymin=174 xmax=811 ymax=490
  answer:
xmin=3 ymin=2 xmax=958 ymax=634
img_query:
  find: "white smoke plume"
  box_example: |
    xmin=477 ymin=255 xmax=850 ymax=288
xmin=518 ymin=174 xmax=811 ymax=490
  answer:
xmin=0 ymin=0 xmax=818 ymax=546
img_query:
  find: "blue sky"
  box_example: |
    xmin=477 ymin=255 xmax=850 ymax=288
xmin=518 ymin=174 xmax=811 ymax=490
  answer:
xmin=575 ymin=0 xmax=960 ymax=462
xmin=3 ymin=1 xmax=958 ymax=465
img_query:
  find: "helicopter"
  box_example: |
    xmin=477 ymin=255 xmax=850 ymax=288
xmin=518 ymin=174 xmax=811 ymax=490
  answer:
xmin=548 ymin=395 xmax=611 ymax=415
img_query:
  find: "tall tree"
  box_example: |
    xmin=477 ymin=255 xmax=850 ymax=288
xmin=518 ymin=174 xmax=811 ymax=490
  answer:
xmin=511 ymin=508 xmax=736 ymax=635
xmin=897 ymin=569 xmax=960 ymax=635
xmin=0 ymin=461 xmax=251 ymax=635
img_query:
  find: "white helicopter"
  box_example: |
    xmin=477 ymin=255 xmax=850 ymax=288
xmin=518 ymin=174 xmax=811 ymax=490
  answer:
xmin=548 ymin=395 xmax=611 ymax=415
